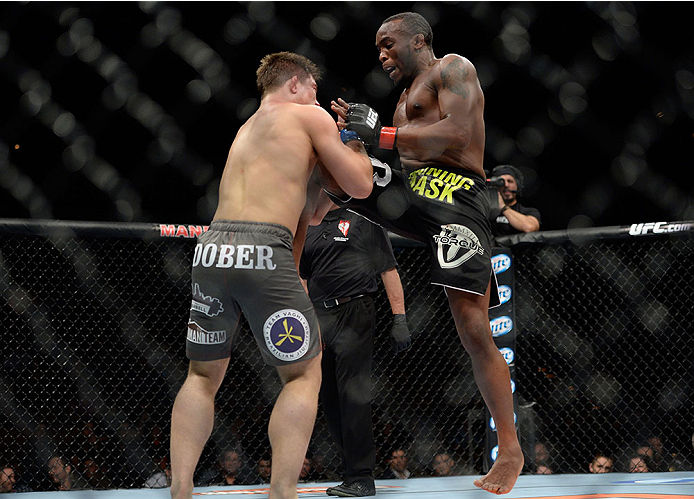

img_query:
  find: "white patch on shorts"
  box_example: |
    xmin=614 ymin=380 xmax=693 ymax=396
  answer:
xmin=191 ymin=283 xmax=224 ymax=317
xmin=433 ymin=224 xmax=484 ymax=269
xmin=187 ymin=321 xmax=227 ymax=345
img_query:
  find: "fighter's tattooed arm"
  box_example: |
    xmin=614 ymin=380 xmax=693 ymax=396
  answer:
xmin=383 ymin=55 xmax=483 ymax=162
xmin=441 ymin=59 xmax=470 ymax=98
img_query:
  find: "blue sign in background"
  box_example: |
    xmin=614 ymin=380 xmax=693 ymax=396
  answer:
xmin=485 ymin=247 xmax=520 ymax=472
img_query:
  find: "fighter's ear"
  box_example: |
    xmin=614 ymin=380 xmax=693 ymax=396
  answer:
xmin=412 ymin=33 xmax=426 ymax=51
xmin=289 ymin=75 xmax=300 ymax=94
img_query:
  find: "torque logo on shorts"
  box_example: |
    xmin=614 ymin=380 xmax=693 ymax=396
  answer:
xmin=264 ymin=309 xmax=310 ymax=361
xmin=187 ymin=321 xmax=227 ymax=345
xmin=191 ymin=283 xmax=224 ymax=317
xmin=433 ymin=224 xmax=484 ymax=269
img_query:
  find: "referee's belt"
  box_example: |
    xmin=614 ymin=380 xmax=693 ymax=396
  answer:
xmin=317 ymin=294 xmax=367 ymax=309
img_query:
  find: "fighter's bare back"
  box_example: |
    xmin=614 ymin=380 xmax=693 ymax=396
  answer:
xmin=213 ymin=102 xmax=321 ymax=235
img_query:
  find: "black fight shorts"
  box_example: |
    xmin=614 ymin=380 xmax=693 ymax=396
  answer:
xmin=186 ymin=221 xmax=322 ymax=366
xmin=328 ymin=164 xmax=500 ymax=307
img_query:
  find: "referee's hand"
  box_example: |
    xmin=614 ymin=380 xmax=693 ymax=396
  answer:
xmin=390 ymin=314 xmax=412 ymax=354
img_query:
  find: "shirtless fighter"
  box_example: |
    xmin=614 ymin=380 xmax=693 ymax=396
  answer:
xmin=169 ymin=52 xmax=373 ymax=499
xmin=330 ymin=12 xmax=524 ymax=494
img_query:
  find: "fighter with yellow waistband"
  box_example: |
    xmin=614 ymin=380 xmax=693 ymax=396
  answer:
xmin=327 ymin=11 xmax=524 ymax=495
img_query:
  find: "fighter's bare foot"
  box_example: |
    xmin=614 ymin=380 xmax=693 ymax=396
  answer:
xmin=473 ymin=445 xmax=524 ymax=494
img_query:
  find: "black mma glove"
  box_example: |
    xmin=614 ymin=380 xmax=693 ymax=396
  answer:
xmin=346 ymin=103 xmax=397 ymax=150
xmin=390 ymin=314 xmax=412 ymax=354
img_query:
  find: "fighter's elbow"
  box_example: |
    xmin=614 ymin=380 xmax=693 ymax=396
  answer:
xmin=437 ymin=116 xmax=472 ymax=150
xmin=344 ymin=159 xmax=374 ymax=199
xmin=451 ymin=133 xmax=472 ymax=151
xmin=416 ymin=136 xmax=466 ymax=160
xmin=349 ymin=180 xmax=373 ymax=199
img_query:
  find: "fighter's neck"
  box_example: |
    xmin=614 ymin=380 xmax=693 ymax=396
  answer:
xmin=261 ymin=94 xmax=293 ymax=106
xmin=405 ymin=54 xmax=438 ymax=86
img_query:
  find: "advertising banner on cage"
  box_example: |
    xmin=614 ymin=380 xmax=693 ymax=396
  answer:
xmin=485 ymin=248 xmax=519 ymax=472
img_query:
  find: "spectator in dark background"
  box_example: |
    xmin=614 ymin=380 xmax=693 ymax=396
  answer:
xmin=431 ymin=452 xmax=456 ymax=477
xmin=247 ymin=453 xmax=272 ymax=485
xmin=79 ymin=456 xmax=113 ymax=489
xmin=309 ymin=451 xmax=340 ymax=483
xmin=588 ymin=453 xmax=614 ymax=474
xmin=380 ymin=448 xmax=412 ymax=480
xmin=625 ymin=455 xmax=649 ymax=473
xmin=534 ymin=464 xmax=553 ymax=475
xmin=47 ymin=455 xmax=89 ymax=491
xmin=23 ymin=423 xmax=60 ymax=490
xmin=1 ymin=463 xmax=32 ymax=493
xmin=635 ymin=445 xmax=656 ymax=467
xmin=489 ymin=165 xmax=541 ymax=237
xmin=647 ymin=435 xmax=664 ymax=453
xmin=76 ymin=421 xmax=107 ymax=462
xmin=144 ymin=461 xmax=172 ymax=489
xmin=1 ymin=465 xmax=17 ymax=494
xmin=372 ymin=413 xmax=414 ymax=480
xmin=642 ymin=434 xmax=694 ymax=472
xmin=532 ymin=441 xmax=551 ymax=469
xmin=195 ymin=448 xmax=251 ymax=487
xmin=644 ymin=434 xmax=670 ymax=472
xmin=137 ymin=412 xmax=169 ymax=465
xmin=298 ymin=454 xmax=325 ymax=483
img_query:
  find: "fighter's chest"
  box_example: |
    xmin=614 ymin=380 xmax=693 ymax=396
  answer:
xmin=394 ymin=83 xmax=439 ymax=125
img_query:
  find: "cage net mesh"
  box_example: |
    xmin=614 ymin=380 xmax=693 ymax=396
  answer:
xmin=1 ymin=229 xmax=693 ymax=491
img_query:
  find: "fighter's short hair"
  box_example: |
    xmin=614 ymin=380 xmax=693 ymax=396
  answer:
xmin=382 ymin=12 xmax=433 ymax=49
xmin=256 ymin=51 xmax=321 ymax=97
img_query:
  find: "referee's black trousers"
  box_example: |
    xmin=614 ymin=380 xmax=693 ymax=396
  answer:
xmin=317 ymin=295 xmax=376 ymax=486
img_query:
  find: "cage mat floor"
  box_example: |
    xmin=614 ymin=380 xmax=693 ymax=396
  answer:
xmin=17 ymin=472 xmax=694 ymax=499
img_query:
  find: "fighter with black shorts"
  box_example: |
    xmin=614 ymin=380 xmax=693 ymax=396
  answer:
xmin=327 ymin=11 xmax=524 ymax=494
xmin=327 ymin=159 xmax=500 ymax=308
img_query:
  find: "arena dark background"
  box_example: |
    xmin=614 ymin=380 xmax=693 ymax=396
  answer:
xmin=1 ymin=1 xmax=692 ymax=229
xmin=1 ymin=2 xmax=694 ymax=490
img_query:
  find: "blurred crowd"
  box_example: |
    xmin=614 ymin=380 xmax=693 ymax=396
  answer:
xmin=2 ymin=413 xmax=693 ymax=493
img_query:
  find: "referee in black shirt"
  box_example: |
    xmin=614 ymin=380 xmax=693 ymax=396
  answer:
xmin=300 ymin=204 xmax=410 ymax=497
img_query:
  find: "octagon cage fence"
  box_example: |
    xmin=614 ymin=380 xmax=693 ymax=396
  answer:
xmin=1 ymin=217 xmax=693 ymax=492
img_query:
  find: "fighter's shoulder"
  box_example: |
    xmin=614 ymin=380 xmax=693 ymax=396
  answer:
xmin=267 ymin=102 xmax=329 ymax=121
xmin=292 ymin=103 xmax=335 ymax=129
xmin=434 ymin=54 xmax=478 ymax=79
xmin=440 ymin=53 xmax=475 ymax=65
